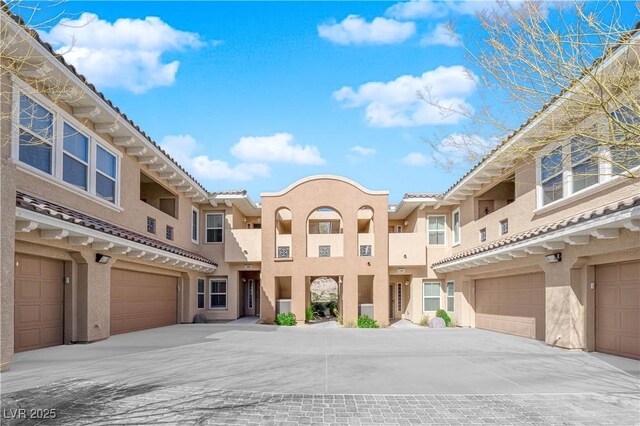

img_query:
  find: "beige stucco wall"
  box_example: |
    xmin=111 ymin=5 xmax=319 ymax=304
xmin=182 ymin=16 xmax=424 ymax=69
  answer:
xmin=260 ymin=177 xmax=389 ymax=325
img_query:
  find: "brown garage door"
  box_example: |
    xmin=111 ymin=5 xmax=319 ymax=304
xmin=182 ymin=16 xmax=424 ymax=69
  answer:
xmin=111 ymin=269 xmax=177 ymax=335
xmin=14 ymin=254 xmax=64 ymax=352
xmin=475 ymin=272 xmax=545 ymax=340
xmin=596 ymin=260 xmax=640 ymax=359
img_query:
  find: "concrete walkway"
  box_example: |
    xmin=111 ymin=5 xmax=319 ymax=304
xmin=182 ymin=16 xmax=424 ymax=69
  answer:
xmin=2 ymin=324 xmax=638 ymax=395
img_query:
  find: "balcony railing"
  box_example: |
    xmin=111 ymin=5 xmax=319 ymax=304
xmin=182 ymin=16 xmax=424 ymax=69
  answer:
xmin=224 ymin=228 xmax=261 ymax=262
xmin=389 ymin=233 xmax=426 ymax=266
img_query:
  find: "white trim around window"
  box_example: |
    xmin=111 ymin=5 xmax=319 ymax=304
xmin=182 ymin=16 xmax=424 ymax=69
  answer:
xmin=452 ymin=208 xmax=461 ymax=246
xmin=11 ymin=76 xmax=122 ymax=209
xmin=191 ymin=207 xmax=199 ymax=244
xmin=427 ymin=215 xmax=446 ymax=246
xmin=205 ymin=212 xmax=224 ymax=243
xmin=209 ymin=278 xmax=228 ymax=310
xmin=422 ymin=281 xmax=441 ymax=312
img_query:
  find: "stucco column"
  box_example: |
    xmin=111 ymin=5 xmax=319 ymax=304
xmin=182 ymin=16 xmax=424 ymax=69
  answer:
xmin=541 ymin=257 xmax=586 ymax=350
xmin=342 ymin=274 xmax=358 ymax=325
xmin=72 ymin=251 xmax=112 ymax=342
xmin=260 ymin=274 xmax=276 ymax=323
xmin=1 ymin=158 xmax=17 ymax=371
xmin=373 ymin=274 xmax=388 ymax=327
xmin=292 ymin=274 xmax=306 ymax=324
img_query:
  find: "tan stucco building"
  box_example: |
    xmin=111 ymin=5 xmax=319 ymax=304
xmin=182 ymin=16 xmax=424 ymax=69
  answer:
xmin=1 ymin=10 xmax=638 ymax=371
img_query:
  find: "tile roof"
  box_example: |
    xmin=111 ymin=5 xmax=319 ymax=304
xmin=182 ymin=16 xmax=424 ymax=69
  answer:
xmin=432 ymin=195 xmax=640 ymax=267
xmin=210 ymin=190 xmax=248 ymax=196
xmin=2 ymin=4 xmax=208 ymax=196
xmin=441 ymin=21 xmax=640 ymax=198
xmin=403 ymin=192 xmax=443 ymax=199
xmin=16 ymin=192 xmax=217 ymax=266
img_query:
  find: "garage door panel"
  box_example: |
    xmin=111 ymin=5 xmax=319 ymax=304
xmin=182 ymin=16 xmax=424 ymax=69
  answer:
xmin=475 ymin=272 xmax=545 ymax=341
xmin=110 ymin=269 xmax=177 ymax=335
xmin=596 ymin=260 xmax=640 ymax=359
xmin=14 ymin=255 xmax=64 ymax=352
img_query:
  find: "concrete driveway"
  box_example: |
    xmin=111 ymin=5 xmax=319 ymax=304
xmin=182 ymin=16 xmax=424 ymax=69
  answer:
xmin=2 ymin=323 xmax=638 ymax=395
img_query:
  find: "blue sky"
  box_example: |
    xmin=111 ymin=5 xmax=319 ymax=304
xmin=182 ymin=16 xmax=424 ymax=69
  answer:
xmin=22 ymin=1 xmax=638 ymax=201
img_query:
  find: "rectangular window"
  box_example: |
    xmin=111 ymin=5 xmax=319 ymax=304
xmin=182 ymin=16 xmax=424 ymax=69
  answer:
xmin=18 ymin=94 xmax=53 ymax=174
xmin=277 ymin=246 xmax=290 ymax=258
xmin=479 ymin=228 xmax=487 ymax=242
xmin=318 ymin=221 xmax=332 ymax=234
xmin=540 ymin=147 xmax=564 ymax=205
xmin=210 ymin=279 xmax=227 ymax=309
xmin=360 ymin=245 xmax=372 ymax=256
xmin=147 ymin=216 xmax=156 ymax=234
xmin=248 ymin=279 xmax=254 ymax=309
xmin=191 ymin=208 xmax=199 ymax=243
xmin=197 ymin=278 xmax=205 ymax=309
xmin=500 ymin=219 xmax=509 ymax=235
xmin=570 ymin=137 xmax=599 ymax=193
xmin=205 ymin=213 xmax=224 ymax=243
xmin=96 ymin=145 xmax=117 ymax=203
xmin=423 ymin=282 xmax=440 ymax=311
xmin=396 ymin=225 xmax=403 ymax=233
xmin=397 ymin=283 xmax=402 ymax=312
xmin=62 ymin=123 xmax=89 ymax=190
xmin=611 ymin=107 xmax=640 ymax=173
xmin=427 ymin=216 xmax=445 ymax=245
xmin=446 ymin=281 xmax=455 ymax=312
xmin=166 ymin=225 xmax=174 ymax=241
xmin=319 ymin=245 xmax=331 ymax=257
xmin=452 ymin=209 xmax=460 ymax=245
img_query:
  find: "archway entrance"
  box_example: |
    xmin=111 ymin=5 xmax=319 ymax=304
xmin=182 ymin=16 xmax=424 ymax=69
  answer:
xmin=307 ymin=276 xmax=341 ymax=322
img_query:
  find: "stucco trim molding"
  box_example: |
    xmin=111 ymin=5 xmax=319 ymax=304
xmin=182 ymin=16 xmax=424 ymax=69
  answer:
xmin=15 ymin=208 xmax=217 ymax=273
xmin=261 ymin=175 xmax=389 ymax=197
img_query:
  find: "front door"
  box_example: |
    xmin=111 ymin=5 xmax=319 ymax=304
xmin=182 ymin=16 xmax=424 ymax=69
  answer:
xmin=246 ymin=279 xmax=255 ymax=316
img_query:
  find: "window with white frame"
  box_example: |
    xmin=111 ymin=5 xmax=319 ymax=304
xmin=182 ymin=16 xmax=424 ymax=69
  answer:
xmin=610 ymin=107 xmax=640 ymax=173
xmin=570 ymin=136 xmax=599 ymax=193
xmin=210 ymin=279 xmax=227 ymax=309
xmin=446 ymin=281 xmax=454 ymax=312
xmin=16 ymin=92 xmax=120 ymax=204
xmin=452 ymin=208 xmax=460 ymax=245
xmin=427 ymin=216 xmax=446 ymax=245
xmin=205 ymin=212 xmax=224 ymax=243
xmin=423 ymin=281 xmax=440 ymax=311
xmin=62 ymin=123 xmax=89 ymax=190
xmin=191 ymin=208 xmax=199 ymax=243
xmin=540 ymin=147 xmax=564 ymax=206
xmin=18 ymin=94 xmax=53 ymax=174
xmin=197 ymin=278 xmax=205 ymax=309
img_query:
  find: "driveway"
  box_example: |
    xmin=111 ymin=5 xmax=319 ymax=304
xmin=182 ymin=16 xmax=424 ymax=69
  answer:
xmin=1 ymin=324 xmax=639 ymax=425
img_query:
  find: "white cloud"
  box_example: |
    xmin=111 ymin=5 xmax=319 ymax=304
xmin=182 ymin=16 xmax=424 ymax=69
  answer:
xmin=402 ymin=152 xmax=431 ymax=166
xmin=420 ymin=23 xmax=461 ymax=47
xmin=430 ymin=133 xmax=499 ymax=167
xmin=333 ymin=66 xmax=477 ymax=127
xmin=44 ymin=13 xmax=206 ymax=93
xmin=350 ymin=146 xmax=376 ymax=157
xmin=318 ymin=15 xmax=415 ymax=45
xmin=230 ymin=133 xmax=325 ymax=165
xmin=161 ymin=135 xmax=269 ymax=182
xmin=385 ymin=0 xmax=447 ymax=20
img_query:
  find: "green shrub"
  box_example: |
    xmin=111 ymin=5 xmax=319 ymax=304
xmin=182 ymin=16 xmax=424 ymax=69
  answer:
xmin=275 ymin=312 xmax=297 ymax=326
xmin=305 ymin=306 xmax=314 ymax=321
xmin=419 ymin=315 xmax=429 ymax=327
xmin=435 ymin=309 xmax=452 ymax=327
xmin=312 ymin=302 xmax=326 ymax=317
xmin=326 ymin=301 xmax=338 ymax=316
xmin=357 ymin=315 xmax=379 ymax=328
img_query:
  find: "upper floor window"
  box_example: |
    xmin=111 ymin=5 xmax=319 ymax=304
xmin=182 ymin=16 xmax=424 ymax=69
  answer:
xmin=570 ymin=137 xmax=599 ymax=193
xmin=16 ymin=93 xmax=119 ymax=205
xmin=427 ymin=216 xmax=446 ymax=245
xmin=500 ymin=219 xmax=509 ymax=235
xmin=277 ymin=246 xmax=290 ymax=258
xmin=205 ymin=213 xmax=224 ymax=243
xmin=191 ymin=207 xmax=199 ymax=243
xmin=166 ymin=225 xmax=174 ymax=241
xmin=18 ymin=95 xmax=53 ymax=174
xmin=452 ymin=209 xmax=460 ymax=245
xmin=610 ymin=107 xmax=640 ymax=173
xmin=540 ymin=147 xmax=564 ymax=206
xmin=146 ymin=216 xmax=156 ymax=234
xmin=360 ymin=245 xmax=372 ymax=256
xmin=479 ymin=228 xmax=487 ymax=242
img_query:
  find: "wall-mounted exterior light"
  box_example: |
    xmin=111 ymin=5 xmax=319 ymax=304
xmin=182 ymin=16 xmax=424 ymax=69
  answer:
xmin=95 ymin=253 xmax=111 ymax=264
xmin=545 ymin=253 xmax=562 ymax=263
